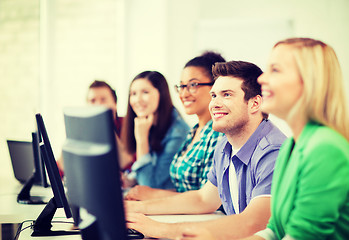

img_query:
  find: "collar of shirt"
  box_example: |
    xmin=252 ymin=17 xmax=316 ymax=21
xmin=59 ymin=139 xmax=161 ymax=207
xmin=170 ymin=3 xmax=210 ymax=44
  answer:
xmin=222 ymin=119 xmax=269 ymax=165
xmin=183 ymin=120 xmax=213 ymax=147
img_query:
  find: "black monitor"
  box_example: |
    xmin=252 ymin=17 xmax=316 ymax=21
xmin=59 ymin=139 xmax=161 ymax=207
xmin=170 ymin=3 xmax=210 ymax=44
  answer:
xmin=14 ymin=132 xmax=49 ymax=204
xmin=31 ymin=113 xmax=79 ymax=237
xmin=62 ymin=106 xmax=142 ymax=240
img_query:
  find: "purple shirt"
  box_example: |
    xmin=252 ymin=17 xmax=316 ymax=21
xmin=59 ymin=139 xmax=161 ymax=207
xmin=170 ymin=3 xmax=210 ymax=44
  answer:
xmin=208 ymin=119 xmax=286 ymax=215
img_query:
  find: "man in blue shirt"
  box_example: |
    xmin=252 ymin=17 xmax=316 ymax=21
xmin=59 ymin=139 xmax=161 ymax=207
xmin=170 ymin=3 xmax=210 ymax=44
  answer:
xmin=126 ymin=61 xmax=287 ymax=239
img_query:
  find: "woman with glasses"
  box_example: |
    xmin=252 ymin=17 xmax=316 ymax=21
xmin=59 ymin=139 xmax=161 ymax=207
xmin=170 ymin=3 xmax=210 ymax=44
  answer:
xmin=125 ymin=52 xmax=226 ymax=200
xmin=121 ymin=71 xmax=190 ymax=190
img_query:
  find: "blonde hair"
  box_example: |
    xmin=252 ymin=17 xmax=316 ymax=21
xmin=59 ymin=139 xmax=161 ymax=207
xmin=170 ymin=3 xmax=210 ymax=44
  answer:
xmin=274 ymin=38 xmax=349 ymax=141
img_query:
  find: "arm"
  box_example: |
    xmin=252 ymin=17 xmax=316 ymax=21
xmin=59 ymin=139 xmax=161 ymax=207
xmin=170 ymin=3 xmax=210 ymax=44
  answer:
xmin=241 ymin=236 xmax=265 ymax=240
xmin=127 ymin=196 xmax=271 ymax=239
xmin=132 ymin=121 xmax=188 ymax=189
xmin=177 ymin=227 xmax=216 ymax=240
xmin=134 ymin=115 xmax=153 ymax=159
xmin=177 ymin=228 xmax=267 ymax=240
xmin=115 ymin=134 xmax=134 ymax=170
xmin=197 ymin=196 xmax=271 ymax=240
xmin=125 ymin=185 xmax=179 ymax=200
xmin=126 ymin=181 xmax=221 ymax=215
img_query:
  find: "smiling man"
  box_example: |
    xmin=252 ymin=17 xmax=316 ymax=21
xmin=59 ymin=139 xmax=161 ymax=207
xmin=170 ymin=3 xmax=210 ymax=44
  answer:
xmin=126 ymin=61 xmax=286 ymax=240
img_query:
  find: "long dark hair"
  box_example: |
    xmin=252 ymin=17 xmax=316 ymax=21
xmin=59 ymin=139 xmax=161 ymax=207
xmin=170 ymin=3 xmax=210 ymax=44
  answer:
xmin=121 ymin=71 xmax=174 ymax=154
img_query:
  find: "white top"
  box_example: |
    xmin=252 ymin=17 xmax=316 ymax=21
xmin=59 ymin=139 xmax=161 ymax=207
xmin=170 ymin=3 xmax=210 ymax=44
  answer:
xmin=229 ymin=146 xmax=241 ymax=214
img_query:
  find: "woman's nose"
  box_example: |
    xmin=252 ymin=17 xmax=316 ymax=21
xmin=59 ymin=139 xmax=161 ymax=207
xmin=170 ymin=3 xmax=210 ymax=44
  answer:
xmin=257 ymin=72 xmax=266 ymax=85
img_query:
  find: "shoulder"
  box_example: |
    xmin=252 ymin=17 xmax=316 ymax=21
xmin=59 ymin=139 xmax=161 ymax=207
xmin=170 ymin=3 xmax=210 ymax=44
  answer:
xmin=301 ymin=123 xmax=349 ymax=160
xmin=165 ymin=108 xmax=190 ymax=136
xmin=246 ymin=121 xmax=287 ymax=168
xmin=260 ymin=120 xmax=287 ymax=147
xmin=252 ymin=120 xmax=287 ymax=159
xmin=296 ymin=122 xmax=349 ymax=184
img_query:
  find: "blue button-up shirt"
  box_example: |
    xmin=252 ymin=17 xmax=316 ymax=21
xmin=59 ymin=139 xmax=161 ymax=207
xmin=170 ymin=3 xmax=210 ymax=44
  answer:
xmin=208 ymin=119 xmax=287 ymax=215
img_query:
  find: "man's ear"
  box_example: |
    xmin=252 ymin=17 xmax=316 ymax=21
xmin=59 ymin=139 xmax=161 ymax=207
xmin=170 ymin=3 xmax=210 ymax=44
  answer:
xmin=248 ymin=95 xmax=262 ymax=114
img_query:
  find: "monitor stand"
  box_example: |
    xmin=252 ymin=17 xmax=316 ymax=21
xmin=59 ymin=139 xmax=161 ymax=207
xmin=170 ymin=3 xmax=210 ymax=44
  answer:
xmin=31 ymin=198 xmax=80 ymax=237
xmin=17 ymin=173 xmax=46 ymax=205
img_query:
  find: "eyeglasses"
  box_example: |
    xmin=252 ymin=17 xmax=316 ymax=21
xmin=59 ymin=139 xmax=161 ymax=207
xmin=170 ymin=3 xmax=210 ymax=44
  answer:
xmin=174 ymin=82 xmax=214 ymax=94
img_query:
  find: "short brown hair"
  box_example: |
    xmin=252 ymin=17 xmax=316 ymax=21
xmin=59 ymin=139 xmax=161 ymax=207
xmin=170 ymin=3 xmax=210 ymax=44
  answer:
xmin=212 ymin=61 xmax=268 ymax=119
xmin=89 ymin=80 xmax=117 ymax=103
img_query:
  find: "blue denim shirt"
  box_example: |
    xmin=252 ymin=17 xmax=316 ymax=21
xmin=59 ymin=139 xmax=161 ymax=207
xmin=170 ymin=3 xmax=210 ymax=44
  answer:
xmin=131 ymin=108 xmax=190 ymax=189
xmin=208 ymin=119 xmax=287 ymax=215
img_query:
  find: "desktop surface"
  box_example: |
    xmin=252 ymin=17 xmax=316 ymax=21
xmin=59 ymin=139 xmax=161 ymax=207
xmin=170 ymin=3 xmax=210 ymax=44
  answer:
xmin=0 ymin=185 xmax=52 ymax=224
xmin=17 ymin=213 xmax=225 ymax=240
xmin=0 ymin=171 xmax=225 ymax=240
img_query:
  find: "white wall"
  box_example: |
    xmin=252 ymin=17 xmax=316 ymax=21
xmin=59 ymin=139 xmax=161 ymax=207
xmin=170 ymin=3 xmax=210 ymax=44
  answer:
xmin=1 ymin=0 xmax=348 ymax=178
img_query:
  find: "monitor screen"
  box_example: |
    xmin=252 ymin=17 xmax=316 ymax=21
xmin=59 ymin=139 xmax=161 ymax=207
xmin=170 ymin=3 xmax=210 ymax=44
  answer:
xmin=62 ymin=106 xmax=129 ymax=240
xmin=7 ymin=139 xmax=36 ymax=184
xmin=31 ymin=113 xmax=79 ymax=237
xmin=8 ymin=132 xmax=49 ymax=204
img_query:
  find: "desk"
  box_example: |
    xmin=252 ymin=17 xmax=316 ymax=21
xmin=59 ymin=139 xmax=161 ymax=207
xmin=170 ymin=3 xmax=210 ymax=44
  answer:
xmin=0 ymin=176 xmax=53 ymax=240
xmin=17 ymin=212 xmax=225 ymax=240
xmin=1 ymin=177 xmax=225 ymax=240
xmin=0 ymin=179 xmax=52 ymax=224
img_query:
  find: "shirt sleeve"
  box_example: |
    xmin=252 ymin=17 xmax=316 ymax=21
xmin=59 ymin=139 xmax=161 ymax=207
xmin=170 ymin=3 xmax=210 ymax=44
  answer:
xmin=207 ymin=147 xmax=219 ymax=187
xmin=251 ymin=148 xmax=279 ymax=199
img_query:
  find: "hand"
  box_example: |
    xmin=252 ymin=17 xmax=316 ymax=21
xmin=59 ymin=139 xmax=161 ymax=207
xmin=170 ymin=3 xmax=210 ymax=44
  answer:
xmin=134 ymin=114 xmax=154 ymax=142
xmin=121 ymin=172 xmax=137 ymax=189
xmin=126 ymin=212 xmax=167 ymax=239
xmin=176 ymin=227 xmax=216 ymax=240
xmin=124 ymin=200 xmax=144 ymax=214
xmin=125 ymin=185 xmax=154 ymax=201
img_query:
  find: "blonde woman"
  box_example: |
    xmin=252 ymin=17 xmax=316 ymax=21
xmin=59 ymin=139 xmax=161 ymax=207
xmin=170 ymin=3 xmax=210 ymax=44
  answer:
xmin=252 ymin=37 xmax=349 ymax=240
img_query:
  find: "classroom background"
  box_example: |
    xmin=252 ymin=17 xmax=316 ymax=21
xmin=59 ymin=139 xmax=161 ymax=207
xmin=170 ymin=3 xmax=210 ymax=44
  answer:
xmin=1 ymin=0 xmax=349 ymax=179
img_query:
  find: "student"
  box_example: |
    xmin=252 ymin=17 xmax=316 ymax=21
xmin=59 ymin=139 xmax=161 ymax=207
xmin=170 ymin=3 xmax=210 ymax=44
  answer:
xmin=125 ymin=51 xmax=225 ymax=200
xmin=86 ymin=80 xmax=123 ymax=137
xmin=57 ymin=80 xmax=127 ymax=175
xmin=126 ymin=61 xmax=287 ymax=239
xmin=121 ymin=71 xmax=190 ymax=189
xmin=245 ymin=38 xmax=349 ymax=240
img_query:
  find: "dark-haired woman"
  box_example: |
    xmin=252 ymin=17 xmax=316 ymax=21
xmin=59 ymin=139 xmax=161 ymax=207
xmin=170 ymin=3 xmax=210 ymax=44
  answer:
xmin=121 ymin=71 xmax=189 ymax=190
xmin=125 ymin=52 xmax=225 ymax=200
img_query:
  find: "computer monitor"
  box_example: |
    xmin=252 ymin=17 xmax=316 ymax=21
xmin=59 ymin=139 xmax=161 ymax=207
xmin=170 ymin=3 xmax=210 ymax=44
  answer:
xmin=7 ymin=139 xmax=35 ymax=184
xmin=62 ymin=106 xmax=130 ymax=240
xmin=7 ymin=132 xmax=49 ymax=204
xmin=31 ymin=113 xmax=79 ymax=237
xmin=13 ymin=132 xmax=48 ymax=204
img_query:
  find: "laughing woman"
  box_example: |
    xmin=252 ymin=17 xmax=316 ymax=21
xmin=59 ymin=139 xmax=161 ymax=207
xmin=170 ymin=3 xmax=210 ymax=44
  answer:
xmin=251 ymin=37 xmax=349 ymax=240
